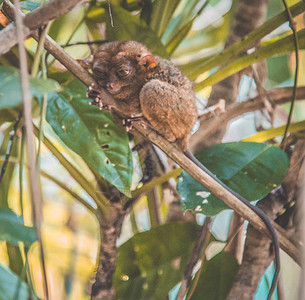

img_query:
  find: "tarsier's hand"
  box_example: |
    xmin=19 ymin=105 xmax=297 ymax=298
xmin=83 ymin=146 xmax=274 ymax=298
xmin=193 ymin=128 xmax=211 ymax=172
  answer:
xmin=87 ymin=83 xmax=110 ymax=110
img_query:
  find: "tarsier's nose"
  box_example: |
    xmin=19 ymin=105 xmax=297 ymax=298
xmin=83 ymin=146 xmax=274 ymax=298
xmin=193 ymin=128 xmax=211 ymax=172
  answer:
xmin=106 ymin=82 xmax=121 ymax=94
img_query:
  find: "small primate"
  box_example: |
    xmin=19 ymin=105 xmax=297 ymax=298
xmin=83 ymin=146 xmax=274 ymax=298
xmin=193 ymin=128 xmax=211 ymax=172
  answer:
xmin=80 ymin=40 xmax=279 ymax=299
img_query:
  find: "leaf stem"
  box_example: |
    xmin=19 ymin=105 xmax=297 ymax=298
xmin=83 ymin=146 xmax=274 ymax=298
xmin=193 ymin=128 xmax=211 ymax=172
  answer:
xmin=131 ymin=167 xmax=182 ymax=198
xmin=280 ymin=0 xmax=299 ymax=147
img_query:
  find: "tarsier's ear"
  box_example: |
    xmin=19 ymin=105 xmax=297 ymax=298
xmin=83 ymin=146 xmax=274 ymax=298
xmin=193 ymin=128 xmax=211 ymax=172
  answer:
xmin=139 ymin=55 xmax=157 ymax=70
xmin=77 ymin=56 xmax=93 ymax=69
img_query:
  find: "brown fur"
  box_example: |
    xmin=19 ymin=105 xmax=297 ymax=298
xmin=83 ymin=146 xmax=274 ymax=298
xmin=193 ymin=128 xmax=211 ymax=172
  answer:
xmin=85 ymin=40 xmax=197 ymax=151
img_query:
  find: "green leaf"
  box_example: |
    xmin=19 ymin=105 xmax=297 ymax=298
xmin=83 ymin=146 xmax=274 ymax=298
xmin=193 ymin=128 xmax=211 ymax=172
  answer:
xmin=266 ymin=55 xmax=290 ymax=85
xmin=6 ymin=244 xmax=24 ymax=277
xmin=0 ymin=264 xmax=34 ymax=300
xmin=0 ymin=108 xmax=21 ymax=125
xmin=103 ymin=5 xmax=169 ymax=58
xmin=0 ymin=208 xmax=37 ymax=246
xmin=0 ymin=128 xmax=25 ymax=276
xmin=114 ymin=221 xmax=200 ymax=300
xmin=179 ymin=55 xmax=214 ymax=81
xmin=177 ymin=142 xmax=289 ymax=216
xmin=0 ymin=66 xmax=61 ymax=109
xmin=162 ymin=0 xmax=199 ymax=45
xmin=191 ymin=1 xmax=305 ymax=83
xmin=20 ymin=0 xmax=41 ymax=11
xmin=196 ymin=27 xmax=305 ymax=90
xmin=189 ymin=252 xmax=239 ymax=300
xmin=44 ymin=79 xmax=133 ymax=196
xmin=150 ymin=0 xmax=182 ymax=37
xmin=166 ymin=20 xmax=194 ymax=56
xmin=243 ymin=120 xmax=305 ymax=143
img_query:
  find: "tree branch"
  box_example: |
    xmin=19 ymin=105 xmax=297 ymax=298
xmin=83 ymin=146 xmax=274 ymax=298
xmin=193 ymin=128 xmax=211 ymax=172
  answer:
xmin=0 ymin=0 xmax=84 ymax=56
xmin=176 ymin=218 xmax=211 ymax=300
xmin=191 ymin=86 xmax=305 ymax=152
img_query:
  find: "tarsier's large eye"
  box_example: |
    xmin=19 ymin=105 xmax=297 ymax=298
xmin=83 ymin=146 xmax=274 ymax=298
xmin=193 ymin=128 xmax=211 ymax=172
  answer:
xmin=93 ymin=68 xmax=107 ymax=79
xmin=116 ymin=68 xmax=130 ymax=78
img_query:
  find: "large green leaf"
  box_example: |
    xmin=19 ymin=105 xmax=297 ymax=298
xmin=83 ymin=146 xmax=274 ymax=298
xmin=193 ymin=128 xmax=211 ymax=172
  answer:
xmin=189 ymin=252 xmax=239 ymax=300
xmin=0 ymin=264 xmax=34 ymax=300
xmin=0 ymin=208 xmax=36 ymax=246
xmin=177 ymin=142 xmax=289 ymax=216
xmin=44 ymin=79 xmax=133 ymax=196
xmin=103 ymin=5 xmax=169 ymax=58
xmin=114 ymin=222 xmax=200 ymax=300
xmin=0 ymin=66 xmax=60 ymax=109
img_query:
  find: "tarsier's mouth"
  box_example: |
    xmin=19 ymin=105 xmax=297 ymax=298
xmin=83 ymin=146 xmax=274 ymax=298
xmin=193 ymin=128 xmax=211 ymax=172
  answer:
xmin=106 ymin=87 xmax=122 ymax=95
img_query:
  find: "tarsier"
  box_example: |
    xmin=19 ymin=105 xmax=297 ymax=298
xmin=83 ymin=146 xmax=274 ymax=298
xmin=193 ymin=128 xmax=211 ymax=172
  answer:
xmin=80 ymin=40 xmax=279 ymax=299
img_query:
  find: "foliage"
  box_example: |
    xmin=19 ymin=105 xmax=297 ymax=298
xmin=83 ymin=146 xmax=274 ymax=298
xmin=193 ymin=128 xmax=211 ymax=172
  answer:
xmin=178 ymin=142 xmax=289 ymax=215
xmin=189 ymin=252 xmax=239 ymax=300
xmin=0 ymin=0 xmax=304 ymax=299
xmin=114 ymin=222 xmax=200 ymax=300
xmin=0 ymin=208 xmax=36 ymax=246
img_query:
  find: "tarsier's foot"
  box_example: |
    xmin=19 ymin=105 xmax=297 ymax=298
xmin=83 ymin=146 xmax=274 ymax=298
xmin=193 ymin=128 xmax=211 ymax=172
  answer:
xmin=122 ymin=117 xmax=151 ymax=132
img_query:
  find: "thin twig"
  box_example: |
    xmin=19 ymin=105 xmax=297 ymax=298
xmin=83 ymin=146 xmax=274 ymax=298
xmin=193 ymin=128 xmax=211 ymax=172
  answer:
xmin=0 ymin=109 xmax=23 ymax=184
xmin=13 ymin=1 xmax=49 ymax=299
xmin=31 ymin=23 xmax=51 ymax=77
xmin=107 ymin=0 xmax=114 ymax=27
xmin=176 ymin=218 xmax=212 ymax=300
xmin=186 ymin=228 xmax=211 ymax=300
xmin=280 ymin=0 xmax=299 ymax=147
xmin=19 ymin=126 xmax=25 ymax=216
xmin=63 ymin=40 xmax=108 ymax=47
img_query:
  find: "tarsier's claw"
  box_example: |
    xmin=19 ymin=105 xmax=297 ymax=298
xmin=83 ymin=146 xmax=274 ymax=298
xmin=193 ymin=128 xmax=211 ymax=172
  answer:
xmin=125 ymin=124 xmax=133 ymax=132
